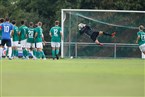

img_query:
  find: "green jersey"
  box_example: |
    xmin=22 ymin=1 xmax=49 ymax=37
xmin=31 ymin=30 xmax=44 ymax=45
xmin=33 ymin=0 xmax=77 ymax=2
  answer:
xmin=137 ymin=31 xmax=145 ymax=46
xmin=27 ymin=27 xmax=35 ymax=43
xmin=50 ymin=26 xmax=62 ymax=42
xmin=12 ymin=25 xmax=19 ymax=41
xmin=19 ymin=25 xmax=28 ymax=40
xmin=35 ymin=26 xmax=43 ymax=43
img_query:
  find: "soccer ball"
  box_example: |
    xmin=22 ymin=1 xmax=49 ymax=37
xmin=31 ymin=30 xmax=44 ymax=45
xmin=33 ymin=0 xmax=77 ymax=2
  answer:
xmin=70 ymin=56 xmax=73 ymax=59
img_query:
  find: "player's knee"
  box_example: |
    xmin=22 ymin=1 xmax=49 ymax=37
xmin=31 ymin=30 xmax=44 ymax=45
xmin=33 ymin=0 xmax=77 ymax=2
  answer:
xmin=99 ymin=31 xmax=103 ymax=35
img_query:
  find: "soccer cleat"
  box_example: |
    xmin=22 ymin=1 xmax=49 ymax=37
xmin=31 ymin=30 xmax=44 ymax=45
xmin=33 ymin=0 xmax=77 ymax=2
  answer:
xmin=33 ymin=57 xmax=37 ymax=60
xmin=111 ymin=32 xmax=116 ymax=38
xmin=26 ymin=56 xmax=29 ymax=60
xmin=43 ymin=58 xmax=46 ymax=60
xmin=8 ymin=57 xmax=12 ymax=60
xmin=22 ymin=56 xmax=25 ymax=59
xmin=56 ymin=55 xmax=59 ymax=60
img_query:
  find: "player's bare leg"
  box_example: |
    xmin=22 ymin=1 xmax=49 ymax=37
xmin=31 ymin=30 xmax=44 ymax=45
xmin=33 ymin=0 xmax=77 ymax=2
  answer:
xmin=99 ymin=31 xmax=116 ymax=37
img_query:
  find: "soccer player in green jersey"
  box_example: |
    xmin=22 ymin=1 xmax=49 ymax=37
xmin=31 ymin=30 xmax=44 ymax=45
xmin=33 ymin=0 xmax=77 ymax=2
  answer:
xmin=18 ymin=20 xmax=28 ymax=59
xmin=136 ymin=25 xmax=145 ymax=54
xmin=26 ymin=22 xmax=36 ymax=59
xmin=34 ymin=22 xmax=46 ymax=60
xmin=0 ymin=18 xmax=4 ymax=59
xmin=11 ymin=20 xmax=19 ymax=58
xmin=49 ymin=20 xmax=63 ymax=60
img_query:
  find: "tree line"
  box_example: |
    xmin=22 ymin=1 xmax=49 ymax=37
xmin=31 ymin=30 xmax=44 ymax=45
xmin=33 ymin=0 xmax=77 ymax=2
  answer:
xmin=0 ymin=0 xmax=145 ymax=41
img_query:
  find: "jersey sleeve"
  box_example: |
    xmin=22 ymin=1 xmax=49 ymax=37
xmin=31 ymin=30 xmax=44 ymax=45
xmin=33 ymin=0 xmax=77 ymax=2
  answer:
xmin=137 ymin=32 xmax=141 ymax=36
xmin=11 ymin=24 xmax=14 ymax=30
xmin=79 ymin=28 xmax=85 ymax=35
xmin=50 ymin=28 xmax=53 ymax=33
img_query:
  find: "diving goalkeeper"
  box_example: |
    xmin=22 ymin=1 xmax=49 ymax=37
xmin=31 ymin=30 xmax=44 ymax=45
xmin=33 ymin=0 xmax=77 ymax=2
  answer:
xmin=78 ymin=23 xmax=116 ymax=46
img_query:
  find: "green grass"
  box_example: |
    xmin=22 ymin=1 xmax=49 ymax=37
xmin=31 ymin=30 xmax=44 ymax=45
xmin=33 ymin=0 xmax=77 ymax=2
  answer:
xmin=0 ymin=58 xmax=145 ymax=97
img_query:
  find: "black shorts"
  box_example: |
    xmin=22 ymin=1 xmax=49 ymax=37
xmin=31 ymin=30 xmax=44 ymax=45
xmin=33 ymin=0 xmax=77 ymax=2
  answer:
xmin=90 ymin=31 xmax=99 ymax=41
xmin=1 ymin=39 xmax=11 ymax=47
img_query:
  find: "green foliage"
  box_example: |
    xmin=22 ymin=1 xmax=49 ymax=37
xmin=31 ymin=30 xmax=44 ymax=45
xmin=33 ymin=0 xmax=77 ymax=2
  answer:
xmin=0 ymin=0 xmax=144 ymax=56
xmin=0 ymin=0 xmax=144 ymax=33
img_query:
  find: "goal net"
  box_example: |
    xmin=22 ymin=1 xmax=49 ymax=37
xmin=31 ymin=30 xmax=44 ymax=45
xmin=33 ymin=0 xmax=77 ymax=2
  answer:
xmin=61 ymin=9 xmax=145 ymax=58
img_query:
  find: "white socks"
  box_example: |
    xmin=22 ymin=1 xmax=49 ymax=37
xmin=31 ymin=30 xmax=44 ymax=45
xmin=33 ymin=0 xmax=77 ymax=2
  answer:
xmin=0 ymin=47 xmax=3 ymax=59
xmin=8 ymin=47 xmax=12 ymax=58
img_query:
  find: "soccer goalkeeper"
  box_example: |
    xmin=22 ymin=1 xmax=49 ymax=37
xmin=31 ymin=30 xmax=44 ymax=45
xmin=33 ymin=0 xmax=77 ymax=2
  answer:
xmin=136 ymin=25 xmax=145 ymax=54
xmin=78 ymin=23 xmax=116 ymax=46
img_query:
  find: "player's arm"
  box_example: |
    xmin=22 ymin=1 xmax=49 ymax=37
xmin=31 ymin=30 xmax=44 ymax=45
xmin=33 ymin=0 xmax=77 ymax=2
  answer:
xmin=42 ymin=33 xmax=45 ymax=41
xmin=10 ymin=30 xmax=14 ymax=37
xmin=41 ymin=33 xmax=46 ymax=46
xmin=10 ymin=25 xmax=14 ymax=37
xmin=49 ymin=28 xmax=52 ymax=37
xmin=60 ymin=28 xmax=63 ymax=40
xmin=49 ymin=31 xmax=52 ymax=37
xmin=95 ymin=39 xmax=103 ymax=46
xmin=25 ymin=29 xmax=28 ymax=38
xmin=18 ymin=27 xmax=21 ymax=39
xmin=34 ymin=32 xmax=38 ymax=39
xmin=136 ymin=35 xmax=140 ymax=44
xmin=60 ymin=31 xmax=63 ymax=41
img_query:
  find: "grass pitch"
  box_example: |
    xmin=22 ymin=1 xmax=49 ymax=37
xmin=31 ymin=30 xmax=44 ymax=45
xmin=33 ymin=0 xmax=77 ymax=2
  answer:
xmin=0 ymin=58 xmax=144 ymax=97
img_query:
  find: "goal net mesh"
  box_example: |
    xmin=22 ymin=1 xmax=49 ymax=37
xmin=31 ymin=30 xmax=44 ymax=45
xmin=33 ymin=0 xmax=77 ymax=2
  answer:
xmin=62 ymin=9 xmax=145 ymax=58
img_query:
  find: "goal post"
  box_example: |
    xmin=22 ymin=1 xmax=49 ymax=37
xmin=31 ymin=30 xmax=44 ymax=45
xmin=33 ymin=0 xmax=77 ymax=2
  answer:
xmin=61 ymin=9 xmax=145 ymax=58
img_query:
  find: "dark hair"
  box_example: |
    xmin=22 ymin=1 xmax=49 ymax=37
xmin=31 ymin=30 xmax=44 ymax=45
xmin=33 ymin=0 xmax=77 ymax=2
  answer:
xmin=12 ymin=20 xmax=16 ymax=25
xmin=21 ymin=20 xmax=25 ymax=25
xmin=29 ymin=22 xmax=34 ymax=27
xmin=34 ymin=23 xmax=38 ymax=28
xmin=55 ymin=20 xmax=59 ymax=25
xmin=0 ymin=18 xmax=4 ymax=23
xmin=139 ymin=25 xmax=144 ymax=31
xmin=5 ymin=17 xmax=10 ymax=21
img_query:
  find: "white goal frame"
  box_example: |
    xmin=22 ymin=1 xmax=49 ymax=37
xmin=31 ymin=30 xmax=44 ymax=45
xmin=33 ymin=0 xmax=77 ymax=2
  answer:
xmin=61 ymin=9 xmax=145 ymax=58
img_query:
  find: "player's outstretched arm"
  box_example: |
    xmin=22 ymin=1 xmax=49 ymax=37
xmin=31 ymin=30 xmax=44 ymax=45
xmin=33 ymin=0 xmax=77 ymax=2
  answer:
xmin=95 ymin=39 xmax=103 ymax=46
xmin=136 ymin=35 xmax=140 ymax=44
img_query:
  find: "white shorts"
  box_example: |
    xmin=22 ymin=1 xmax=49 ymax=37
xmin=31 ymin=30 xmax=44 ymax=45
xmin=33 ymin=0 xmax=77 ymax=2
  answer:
xmin=139 ymin=44 xmax=145 ymax=52
xmin=21 ymin=39 xmax=27 ymax=48
xmin=36 ymin=42 xmax=43 ymax=49
xmin=51 ymin=42 xmax=60 ymax=48
xmin=0 ymin=40 xmax=1 ymax=44
xmin=26 ymin=43 xmax=35 ymax=48
xmin=12 ymin=41 xmax=18 ymax=47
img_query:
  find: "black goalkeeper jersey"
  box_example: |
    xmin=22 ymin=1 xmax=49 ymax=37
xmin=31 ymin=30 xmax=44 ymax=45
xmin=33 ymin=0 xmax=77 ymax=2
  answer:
xmin=79 ymin=25 xmax=93 ymax=36
xmin=79 ymin=25 xmax=99 ymax=41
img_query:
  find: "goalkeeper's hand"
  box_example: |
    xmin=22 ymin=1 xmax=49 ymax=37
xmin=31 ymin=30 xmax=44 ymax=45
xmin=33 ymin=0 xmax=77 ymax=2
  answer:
xmin=98 ymin=43 xmax=103 ymax=46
